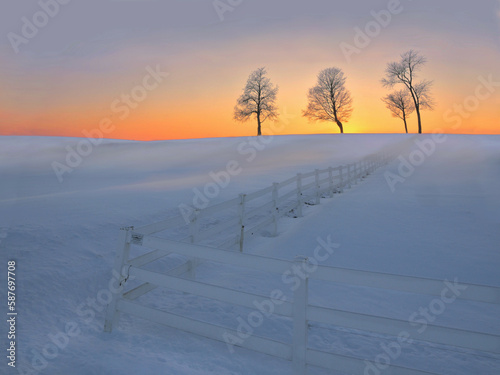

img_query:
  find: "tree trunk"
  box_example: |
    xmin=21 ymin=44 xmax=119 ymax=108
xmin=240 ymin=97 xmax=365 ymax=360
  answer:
xmin=257 ymin=112 xmax=262 ymax=136
xmin=415 ymin=107 xmax=422 ymax=134
xmin=403 ymin=117 xmax=408 ymax=134
xmin=407 ymin=85 xmax=422 ymax=134
xmin=336 ymin=120 xmax=344 ymax=134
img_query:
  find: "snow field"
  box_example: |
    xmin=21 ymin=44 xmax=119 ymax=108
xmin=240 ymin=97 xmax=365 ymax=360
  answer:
xmin=1 ymin=134 xmax=498 ymax=374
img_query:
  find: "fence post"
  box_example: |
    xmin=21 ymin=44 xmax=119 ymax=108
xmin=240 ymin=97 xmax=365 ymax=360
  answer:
xmin=238 ymin=194 xmax=246 ymax=252
xmin=272 ymin=183 xmax=279 ymax=237
xmin=292 ymin=257 xmax=309 ymax=375
xmin=328 ymin=167 xmax=333 ymax=197
xmin=104 ymin=226 xmax=132 ymax=333
xmin=189 ymin=209 xmax=200 ymax=243
xmin=315 ymin=169 xmax=320 ymax=205
xmin=296 ymin=173 xmax=303 ymax=217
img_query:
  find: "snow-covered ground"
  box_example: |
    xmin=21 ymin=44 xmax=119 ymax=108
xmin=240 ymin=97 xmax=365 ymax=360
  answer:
xmin=1 ymin=134 xmax=499 ymax=375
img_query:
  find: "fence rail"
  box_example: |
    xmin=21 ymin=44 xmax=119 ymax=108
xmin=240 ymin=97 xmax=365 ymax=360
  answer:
xmin=133 ymin=150 xmax=391 ymax=252
xmin=105 ymin=234 xmax=500 ymax=375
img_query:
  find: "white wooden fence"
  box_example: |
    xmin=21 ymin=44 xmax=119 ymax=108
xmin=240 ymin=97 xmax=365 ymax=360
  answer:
xmin=127 ymin=150 xmax=392 ymax=253
xmin=104 ymin=141 xmax=499 ymax=374
xmin=104 ymin=232 xmax=500 ymax=375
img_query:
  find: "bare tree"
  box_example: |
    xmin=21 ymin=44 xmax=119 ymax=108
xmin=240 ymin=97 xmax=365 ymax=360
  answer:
xmin=382 ymin=89 xmax=415 ymax=133
xmin=381 ymin=50 xmax=434 ymax=134
xmin=234 ymin=67 xmax=279 ymax=136
xmin=303 ymin=67 xmax=353 ymax=134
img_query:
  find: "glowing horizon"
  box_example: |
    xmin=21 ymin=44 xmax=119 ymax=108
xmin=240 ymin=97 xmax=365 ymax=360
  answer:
xmin=1 ymin=0 xmax=499 ymax=141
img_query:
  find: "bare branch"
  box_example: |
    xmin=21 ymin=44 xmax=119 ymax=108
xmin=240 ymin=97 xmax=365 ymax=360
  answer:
xmin=414 ymin=80 xmax=435 ymax=110
xmin=382 ymin=89 xmax=415 ymax=120
xmin=234 ymin=67 xmax=279 ymax=135
xmin=381 ymin=50 xmax=434 ymax=133
xmin=303 ymin=67 xmax=353 ymax=133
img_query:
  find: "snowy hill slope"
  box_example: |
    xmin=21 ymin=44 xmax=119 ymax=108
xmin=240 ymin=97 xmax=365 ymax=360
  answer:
xmin=1 ymin=134 xmax=499 ymax=375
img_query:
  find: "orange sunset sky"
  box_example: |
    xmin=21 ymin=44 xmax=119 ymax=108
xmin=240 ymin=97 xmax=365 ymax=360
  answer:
xmin=1 ymin=0 xmax=499 ymax=140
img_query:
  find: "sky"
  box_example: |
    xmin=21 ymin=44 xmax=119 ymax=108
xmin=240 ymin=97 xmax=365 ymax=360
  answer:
xmin=1 ymin=0 xmax=499 ymax=140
